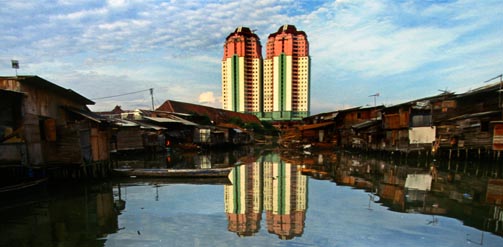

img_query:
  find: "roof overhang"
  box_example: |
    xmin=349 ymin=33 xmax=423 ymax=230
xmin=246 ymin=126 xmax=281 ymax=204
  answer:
xmin=298 ymin=121 xmax=335 ymax=131
xmin=352 ymin=120 xmax=381 ymax=130
xmin=448 ymin=110 xmax=500 ymax=121
xmin=0 ymin=88 xmax=25 ymax=97
xmin=64 ymin=107 xmax=105 ymax=123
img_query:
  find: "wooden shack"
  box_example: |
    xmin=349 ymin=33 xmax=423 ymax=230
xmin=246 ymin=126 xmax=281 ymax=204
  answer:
xmin=142 ymin=114 xmax=198 ymax=146
xmin=155 ymin=100 xmax=259 ymax=147
xmin=0 ymin=76 xmax=109 ymax=170
xmin=193 ymin=126 xmax=227 ymax=147
xmin=382 ymin=103 xmax=412 ymax=150
xmin=432 ymin=83 xmax=502 ymax=150
xmin=381 ymin=95 xmax=446 ymax=151
xmin=0 ymin=88 xmax=24 ymax=164
xmin=337 ymin=106 xmax=382 ymax=148
xmin=110 ymin=119 xmax=164 ymax=152
xmin=351 ymin=119 xmax=382 ymax=149
xmin=293 ymin=111 xmax=338 ymax=147
xmin=297 ymin=122 xmax=336 ymax=145
xmin=217 ymin=123 xmax=253 ymax=145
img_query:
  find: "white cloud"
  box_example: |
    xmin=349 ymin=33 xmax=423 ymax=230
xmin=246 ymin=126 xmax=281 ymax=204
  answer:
xmin=1 ymin=0 xmax=502 ymax=114
xmin=198 ymin=91 xmax=217 ymax=105
xmin=107 ymin=0 xmax=126 ymax=8
xmin=55 ymin=7 xmax=109 ymax=20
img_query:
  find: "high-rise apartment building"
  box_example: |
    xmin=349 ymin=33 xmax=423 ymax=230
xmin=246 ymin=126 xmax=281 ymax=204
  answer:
xmin=221 ymin=27 xmax=263 ymax=115
xmin=263 ymin=25 xmax=310 ymax=120
xmin=221 ymin=25 xmax=310 ymax=120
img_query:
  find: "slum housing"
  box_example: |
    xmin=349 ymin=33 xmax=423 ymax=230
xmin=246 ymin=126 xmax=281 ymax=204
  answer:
xmin=286 ymin=81 xmax=503 ymax=160
xmin=0 ymin=76 xmax=259 ymax=180
xmin=98 ymin=100 xmax=259 ymax=151
xmin=0 ymin=76 xmax=110 ymax=179
xmin=4 ymin=73 xmax=501 ymax=178
xmin=155 ymin=100 xmax=258 ymax=147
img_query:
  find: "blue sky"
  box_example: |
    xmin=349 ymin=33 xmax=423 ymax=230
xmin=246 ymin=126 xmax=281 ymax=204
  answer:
xmin=1 ymin=0 xmax=502 ymax=114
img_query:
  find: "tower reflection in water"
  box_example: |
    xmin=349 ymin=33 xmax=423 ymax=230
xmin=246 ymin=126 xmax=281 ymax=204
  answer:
xmin=224 ymin=153 xmax=308 ymax=239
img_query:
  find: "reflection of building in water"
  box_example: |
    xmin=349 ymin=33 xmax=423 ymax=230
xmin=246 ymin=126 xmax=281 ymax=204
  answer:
xmin=486 ymin=179 xmax=503 ymax=236
xmin=225 ymin=159 xmax=263 ymax=236
xmin=487 ymin=206 xmax=503 ymax=236
xmin=486 ymin=179 xmax=503 ymax=205
xmin=379 ymin=168 xmax=405 ymax=211
xmin=324 ymin=151 xmax=503 ymax=237
xmin=0 ymin=183 xmax=118 ymax=246
xmin=224 ymin=153 xmax=308 ymax=239
xmin=264 ymin=154 xmax=307 ymax=240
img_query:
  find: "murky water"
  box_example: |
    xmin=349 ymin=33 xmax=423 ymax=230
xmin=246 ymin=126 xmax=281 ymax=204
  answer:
xmin=1 ymin=149 xmax=503 ymax=246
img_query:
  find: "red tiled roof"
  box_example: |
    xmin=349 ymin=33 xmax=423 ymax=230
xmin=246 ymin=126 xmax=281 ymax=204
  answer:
xmin=156 ymin=100 xmax=261 ymax=125
xmin=111 ymin=105 xmax=124 ymax=114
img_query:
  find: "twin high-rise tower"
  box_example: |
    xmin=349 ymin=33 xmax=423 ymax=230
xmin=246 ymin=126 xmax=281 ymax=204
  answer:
xmin=222 ymin=25 xmax=310 ymax=121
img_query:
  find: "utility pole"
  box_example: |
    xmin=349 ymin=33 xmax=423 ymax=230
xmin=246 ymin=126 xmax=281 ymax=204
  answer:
xmin=150 ymin=88 xmax=154 ymax=111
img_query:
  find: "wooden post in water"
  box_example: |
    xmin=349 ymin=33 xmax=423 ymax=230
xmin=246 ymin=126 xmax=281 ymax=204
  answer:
xmin=463 ymin=159 xmax=467 ymax=173
xmin=475 ymin=162 xmax=479 ymax=176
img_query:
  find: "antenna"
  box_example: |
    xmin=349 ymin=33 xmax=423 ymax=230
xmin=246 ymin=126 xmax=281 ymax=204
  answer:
xmin=11 ymin=60 xmax=19 ymax=76
xmin=437 ymin=88 xmax=451 ymax=94
xmin=368 ymin=93 xmax=380 ymax=106
xmin=484 ymin=74 xmax=502 ymax=83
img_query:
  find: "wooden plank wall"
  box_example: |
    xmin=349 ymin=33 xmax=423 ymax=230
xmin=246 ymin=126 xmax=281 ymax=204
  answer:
xmin=43 ymin=125 xmax=83 ymax=164
xmin=23 ymin=113 xmax=44 ymax=165
xmin=116 ymin=128 xmax=144 ymax=151
xmin=91 ymin=128 xmax=109 ymax=161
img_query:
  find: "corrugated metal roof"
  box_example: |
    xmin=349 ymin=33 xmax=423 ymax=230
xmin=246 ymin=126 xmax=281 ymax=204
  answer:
xmin=113 ymin=119 xmax=139 ymax=127
xmin=1 ymin=76 xmax=94 ymax=105
xmin=136 ymin=121 xmax=165 ymax=130
xmin=112 ymin=119 xmax=165 ymax=130
xmin=143 ymin=116 xmax=197 ymax=126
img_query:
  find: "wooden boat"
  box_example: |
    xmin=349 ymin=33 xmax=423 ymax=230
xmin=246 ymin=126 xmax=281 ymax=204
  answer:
xmin=0 ymin=177 xmax=48 ymax=194
xmin=112 ymin=167 xmax=233 ymax=178
xmin=114 ymin=177 xmax=232 ymax=185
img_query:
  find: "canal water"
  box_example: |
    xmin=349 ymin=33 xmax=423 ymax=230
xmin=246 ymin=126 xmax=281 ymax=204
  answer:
xmin=1 ymin=148 xmax=503 ymax=246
